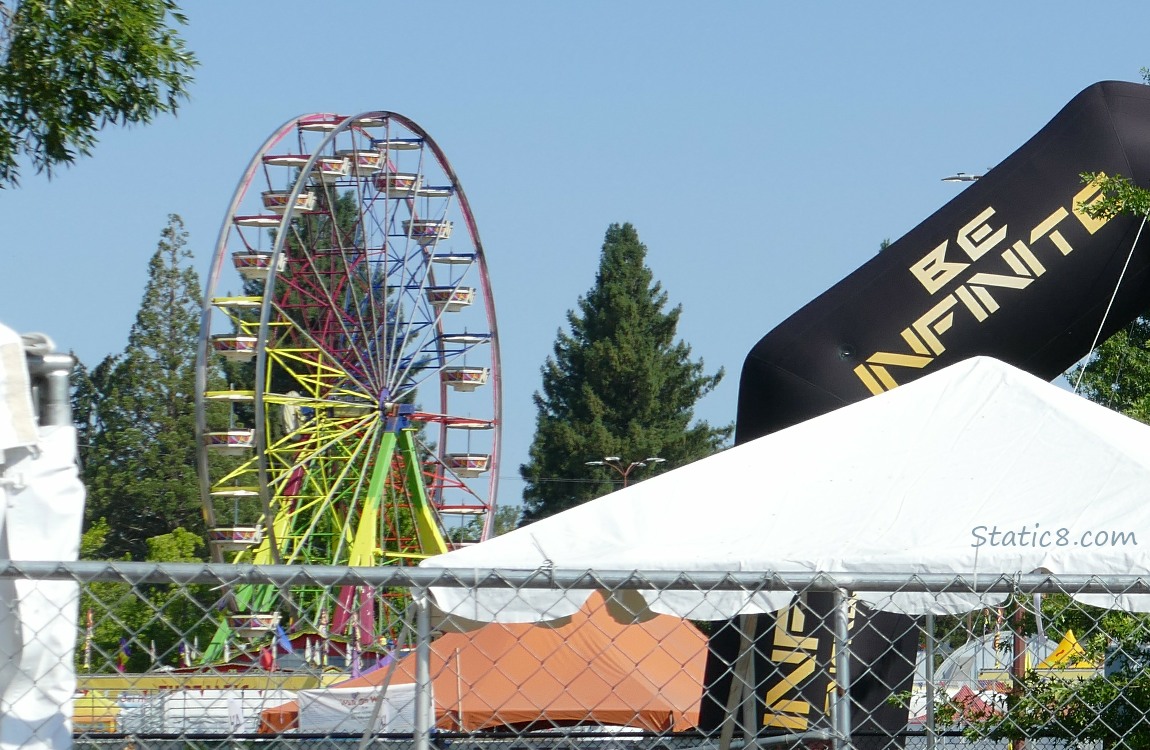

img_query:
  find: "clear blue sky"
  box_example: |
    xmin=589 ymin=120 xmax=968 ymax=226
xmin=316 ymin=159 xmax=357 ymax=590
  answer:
xmin=3 ymin=2 xmax=1149 ymax=506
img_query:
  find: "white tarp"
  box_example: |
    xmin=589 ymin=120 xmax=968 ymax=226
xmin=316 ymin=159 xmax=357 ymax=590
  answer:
xmin=296 ymin=683 xmax=418 ymax=734
xmin=423 ymin=357 xmax=1150 ymax=621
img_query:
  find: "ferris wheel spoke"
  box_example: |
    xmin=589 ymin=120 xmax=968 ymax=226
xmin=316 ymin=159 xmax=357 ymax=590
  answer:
xmin=382 ymin=235 xmax=462 ymax=396
xmin=320 ymin=194 xmax=384 ymax=389
xmin=276 ymin=436 xmax=370 ymax=566
xmin=267 ymin=301 xmax=375 ymax=401
xmin=264 ymin=400 xmax=381 ymax=567
xmin=280 ymin=221 xmax=380 ymax=392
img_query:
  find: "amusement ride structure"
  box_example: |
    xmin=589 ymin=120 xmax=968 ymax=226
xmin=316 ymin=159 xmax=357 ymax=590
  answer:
xmin=193 ymin=112 xmax=500 ymax=661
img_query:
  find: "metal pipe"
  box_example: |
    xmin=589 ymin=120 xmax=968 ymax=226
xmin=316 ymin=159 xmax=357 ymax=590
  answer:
xmin=925 ymin=613 xmax=936 ymax=750
xmin=25 ymin=352 xmax=75 ymax=426
xmin=415 ymin=587 xmax=433 ymax=750
xmin=0 ymin=562 xmax=1148 ymax=595
xmin=832 ymin=588 xmax=853 ymax=750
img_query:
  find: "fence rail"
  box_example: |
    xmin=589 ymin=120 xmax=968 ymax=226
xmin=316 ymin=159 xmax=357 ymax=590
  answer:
xmin=7 ymin=560 xmax=1150 ymax=593
xmin=2 ymin=562 xmax=1147 ymax=750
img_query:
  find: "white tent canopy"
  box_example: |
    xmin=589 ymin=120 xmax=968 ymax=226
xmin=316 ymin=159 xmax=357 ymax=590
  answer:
xmin=423 ymin=357 xmax=1150 ymax=621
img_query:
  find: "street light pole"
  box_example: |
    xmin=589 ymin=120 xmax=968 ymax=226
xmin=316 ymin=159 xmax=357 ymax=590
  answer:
xmin=585 ymin=456 xmax=666 ymax=489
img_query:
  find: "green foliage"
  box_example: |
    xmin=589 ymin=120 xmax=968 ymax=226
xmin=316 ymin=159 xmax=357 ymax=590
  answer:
xmin=79 ymin=517 xmax=112 ymax=559
xmin=519 ymin=222 xmax=732 ymax=523
xmin=82 ymin=214 xmax=225 ymax=559
xmin=79 ymin=521 xmax=218 ymax=672
xmin=489 ymin=504 xmax=522 ymax=535
xmin=1071 ymin=121 xmax=1150 ymax=418
xmin=942 ymin=658 xmax=1150 ymax=748
xmin=1065 ymin=162 xmax=1150 ymax=744
xmin=1067 ymin=317 xmax=1150 ymax=424
xmin=1078 ymin=171 xmax=1150 ymax=223
xmin=146 ymin=526 xmax=204 ymax=562
xmin=447 ymin=503 xmax=522 ymax=543
xmin=0 ymin=0 xmax=197 ymax=186
xmin=0 ymin=0 xmax=196 ymax=185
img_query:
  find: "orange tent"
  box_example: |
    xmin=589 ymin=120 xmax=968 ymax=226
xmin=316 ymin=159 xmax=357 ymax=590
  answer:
xmin=261 ymin=592 xmax=707 ymax=733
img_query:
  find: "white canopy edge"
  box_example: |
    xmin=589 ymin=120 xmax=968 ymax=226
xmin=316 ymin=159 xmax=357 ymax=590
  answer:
xmin=427 ymin=581 xmax=1150 ymax=624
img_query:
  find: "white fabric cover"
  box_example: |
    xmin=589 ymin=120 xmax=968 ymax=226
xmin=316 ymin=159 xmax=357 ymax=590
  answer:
xmin=0 ymin=426 xmax=85 ymax=749
xmin=0 ymin=325 xmax=37 ymax=452
xmin=296 ymin=683 xmax=418 ymax=734
xmin=0 ymin=322 xmax=85 ymax=749
xmin=423 ymin=357 xmax=1150 ymax=621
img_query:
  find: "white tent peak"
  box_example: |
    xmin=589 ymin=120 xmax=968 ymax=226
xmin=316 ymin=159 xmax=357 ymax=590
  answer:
xmin=424 ymin=356 xmax=1150 ymax=621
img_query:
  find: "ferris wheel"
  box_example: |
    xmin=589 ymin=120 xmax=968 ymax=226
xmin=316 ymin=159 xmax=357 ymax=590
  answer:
xmin=194 ymin=112 xmax=501 ymax=655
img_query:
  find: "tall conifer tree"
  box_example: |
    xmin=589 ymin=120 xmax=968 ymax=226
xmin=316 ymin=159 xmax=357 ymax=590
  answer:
xmin=519 ymin=223 xmax=732 ymax=523
xmin=84 ymin=214 xmax=218 ymax=559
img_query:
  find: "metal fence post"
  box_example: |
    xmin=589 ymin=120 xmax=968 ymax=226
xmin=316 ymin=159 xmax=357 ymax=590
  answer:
xmin=925 ymin=612 xmax=936 ymax=750
xmin=832 ymin=588 xmax=853 ymax=750
xmin=415 ymin=587 xmax=433 ymax=750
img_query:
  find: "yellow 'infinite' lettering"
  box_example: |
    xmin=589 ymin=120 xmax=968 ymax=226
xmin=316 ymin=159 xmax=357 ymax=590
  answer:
xmin=1003 ymin=240 xmax=1046 ymax=277
xmin=853 ymin=351 xmax=933 ymax=395
xmin=911 ymin=297 xmax=959 ymax=355
xmin=855 ymin=179 xmax=1119 ymax=394
xmin=1032 ymin=208 xmax=1073 ymax=255
xmin=762 ymin=700 xmax=812 ymax=730
xmin=763 ymin=656 xmax=816 ymax=728
xmin=762 ymin=603 xmax=820 ymax=730
xmin=771 ymin=619 xmax=818 ymax=653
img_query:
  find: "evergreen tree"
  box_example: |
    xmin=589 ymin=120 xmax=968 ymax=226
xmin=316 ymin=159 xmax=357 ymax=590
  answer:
xmin=84 ymin=214 xmax=219 ymax=559
xmin=519 ymin=223 xmax=732 ymax=523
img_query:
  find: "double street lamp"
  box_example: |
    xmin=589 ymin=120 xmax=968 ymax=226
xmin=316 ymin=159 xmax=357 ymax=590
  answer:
xmin=941 ymin=172 xmax=983 ymax=183
xmin=585 ymin=456 xmax=666 ymax=489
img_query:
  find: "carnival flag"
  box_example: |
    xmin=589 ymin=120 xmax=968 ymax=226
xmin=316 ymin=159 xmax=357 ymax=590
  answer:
xmin=275 ymin=624 xmax=294 ymax=653
xmin=116 ymin=638 xmax=130 ymax=673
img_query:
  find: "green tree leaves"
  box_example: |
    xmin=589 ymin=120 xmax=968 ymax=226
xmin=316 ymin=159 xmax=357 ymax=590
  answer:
xmin=519 ymin=223 xmax=732 ymax=523
xmin=1068 ymin=318 xmax=1150 ymax=423
xmin=78 ymin=520 xmax=217 ymax=672
xmin=0 ymin=0 xmax=197 ymax=186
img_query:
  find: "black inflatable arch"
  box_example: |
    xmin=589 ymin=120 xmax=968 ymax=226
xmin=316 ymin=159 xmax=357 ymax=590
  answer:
xmin=739 ymin=80 xmax=1150 ymax=441
xmin=703 ymin=81 xmax=1150 ymax=743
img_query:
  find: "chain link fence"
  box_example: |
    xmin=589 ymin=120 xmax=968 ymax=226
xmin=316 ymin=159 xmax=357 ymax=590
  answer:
xmin=5 ymin=561 xmax=1150 ymax=749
